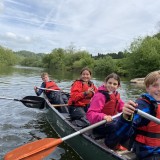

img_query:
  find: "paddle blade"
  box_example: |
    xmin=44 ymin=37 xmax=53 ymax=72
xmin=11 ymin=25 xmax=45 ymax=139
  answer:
xmin=21 ymin=96 xmax=45 ymax=109
xmin=4 ymin=138 xmax=63 ymax=160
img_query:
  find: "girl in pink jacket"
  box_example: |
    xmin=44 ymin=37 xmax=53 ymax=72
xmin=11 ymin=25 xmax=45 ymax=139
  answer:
xmin=86 ymin=73 xmax=125 ymax=151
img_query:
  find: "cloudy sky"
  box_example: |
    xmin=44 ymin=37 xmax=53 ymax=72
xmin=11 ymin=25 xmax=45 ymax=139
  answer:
xmin=0 ymin=0 xmax=160 ymax=55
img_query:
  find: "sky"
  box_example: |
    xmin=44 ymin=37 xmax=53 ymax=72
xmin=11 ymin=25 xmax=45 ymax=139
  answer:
xmin=0 ymin=0 xmax=160 ymax=55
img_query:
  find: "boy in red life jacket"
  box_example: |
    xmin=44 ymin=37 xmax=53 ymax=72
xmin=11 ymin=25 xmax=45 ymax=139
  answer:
xmin=104 ymin=71 xmax=160 ymax=160
xmin=86 ymin=73 xmax=125 ymax=150
xmin=68 ymin=67 xmax=97 ymax=126
xmin=34 ymin=72 xmax=68 ymax=112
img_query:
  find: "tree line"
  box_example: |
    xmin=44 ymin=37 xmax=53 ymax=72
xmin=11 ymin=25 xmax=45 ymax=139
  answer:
xmin=0 ymin=32 xmax=160 ymax=78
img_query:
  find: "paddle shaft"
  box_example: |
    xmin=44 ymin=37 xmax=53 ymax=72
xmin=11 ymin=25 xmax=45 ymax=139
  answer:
xmin=62 ymin=113 xmax=121 ymax=141
xmin=37 ymin=87 xmax=69 ymax=94
xmin=52 ymin=104 xmax=68 ymax=107
xmin=135 ymin=109 xmax=160 ymax=124
xmin=37 ymin=87 xmax=62 ymax=92
xmin=0 ymin=96 xmax=20 ymax=101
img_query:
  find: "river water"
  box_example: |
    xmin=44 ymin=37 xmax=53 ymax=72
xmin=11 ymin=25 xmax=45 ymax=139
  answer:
xmin=0 ymin=65 xmax=145 ymax=160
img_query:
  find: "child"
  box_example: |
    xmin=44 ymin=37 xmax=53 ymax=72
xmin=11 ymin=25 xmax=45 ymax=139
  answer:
xmin=105 ymin=71 xmax=160 ymax=160
xmin=86 ymin=73 xmax=124 ymax=141
xmin=34 ymin=72 xmax=68 ymax=112
xmin=68 ymin=67 xmax=97 ymax=127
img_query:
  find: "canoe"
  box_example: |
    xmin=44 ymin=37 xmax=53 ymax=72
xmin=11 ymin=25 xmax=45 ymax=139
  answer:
xmin=44 ymin=96 xmax=137 ymax=160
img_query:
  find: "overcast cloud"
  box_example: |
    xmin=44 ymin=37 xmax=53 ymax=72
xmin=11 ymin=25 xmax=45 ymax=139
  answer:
xmin=0 ymin=0 xmax=160 ymax=55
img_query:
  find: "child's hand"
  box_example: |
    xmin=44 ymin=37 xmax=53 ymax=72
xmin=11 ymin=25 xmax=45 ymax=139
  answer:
xmin=34 ymin=86 xmax=38 ymax=91
xmin=88 ymin=88 xmax=95 ymax=94
xmin=123 ymin=100 xmax=137 ymax=119
xmin=104 ymin=115 xmax=112 ymax=122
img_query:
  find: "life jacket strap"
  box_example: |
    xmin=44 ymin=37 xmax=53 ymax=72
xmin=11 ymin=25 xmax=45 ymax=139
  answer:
xmin=136 ymin=130 xmax=160 ymax=138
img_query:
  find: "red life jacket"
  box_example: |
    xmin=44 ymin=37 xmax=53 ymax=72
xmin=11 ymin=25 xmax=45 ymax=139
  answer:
xmin=68 ymin=80 xmax=97 ymax=107
xmin=100 ymin=91 xmax=121 ymax=116
xmin=136 ymin=101 xmax=160 ymax=147
xmin=45 ymin=81 xmax=60 ymax=93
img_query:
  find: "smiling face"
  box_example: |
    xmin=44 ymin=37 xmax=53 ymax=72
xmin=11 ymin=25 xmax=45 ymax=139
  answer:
xmin=144 ymin=71 xmax=160 ymax=101
xmin=42 ymin=75 xmax=49 ymax=82
xmin=81 ymin=69 xmax=91 ymax=82
xmin=105 ymin=78 xmax=119 ymax=93
xmin=146 ymin=78 xmax=160 ymax=101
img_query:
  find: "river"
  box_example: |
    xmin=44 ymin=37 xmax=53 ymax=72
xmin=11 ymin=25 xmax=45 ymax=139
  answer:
xmin=0 ymin=65 xmax=145 ymax=160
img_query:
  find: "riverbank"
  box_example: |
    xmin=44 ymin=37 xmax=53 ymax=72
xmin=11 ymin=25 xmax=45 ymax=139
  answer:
xmin=130 ymin=78 xmax=144 ymax=84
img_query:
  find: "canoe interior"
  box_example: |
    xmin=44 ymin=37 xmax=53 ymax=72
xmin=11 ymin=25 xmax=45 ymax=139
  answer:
xmin=44 ymin=97 xmax=137 ymax=160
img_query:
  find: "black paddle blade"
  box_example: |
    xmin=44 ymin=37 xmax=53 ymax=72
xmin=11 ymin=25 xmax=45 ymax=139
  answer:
xmin=21 ymin=96 xmax=45 ymax=109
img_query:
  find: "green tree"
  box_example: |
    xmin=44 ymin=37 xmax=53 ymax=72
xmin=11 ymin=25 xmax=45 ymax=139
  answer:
xmin=94 ymin=56 xmax=116 ymax=76
xmin=14 ymin=50 xmax=44 ymax=67
xmin=42 ymin=48 xmax=66 ymax=70
xmin=71 ymin=51 xmax=94 ymax=70
xmin=125 ymin=37 xmax=160 ymax=77
xmin=0 ymin=46 xmax=18 ymax=65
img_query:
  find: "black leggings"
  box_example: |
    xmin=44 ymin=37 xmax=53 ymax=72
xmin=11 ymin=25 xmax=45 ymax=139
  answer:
xmin=69 ymin=106 xmax=89 ymax=120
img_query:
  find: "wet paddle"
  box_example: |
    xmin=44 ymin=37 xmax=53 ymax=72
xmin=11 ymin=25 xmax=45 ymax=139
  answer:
xmin=0 ymin=96 xmax=45 ymax=109
xmin=4 ymin=113 xmax=122 ymax=160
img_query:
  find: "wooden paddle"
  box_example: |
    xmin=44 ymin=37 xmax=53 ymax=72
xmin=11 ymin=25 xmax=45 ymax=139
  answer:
xmin=4 ymin=113 xmax=122 ymax=160
xmin=0 ymin=96 xmax=45 ymax=109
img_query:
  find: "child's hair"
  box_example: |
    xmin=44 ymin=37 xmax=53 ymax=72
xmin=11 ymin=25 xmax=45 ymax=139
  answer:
xmin=80 ymin=67 xmax=92 ymax=75
xmin=144 ymin=70 xmax=160 ymax=88
xmin=105 ymin=73 xmax=120 ymax=85
xmin=41 ymin=72 xmax=49 ymax=78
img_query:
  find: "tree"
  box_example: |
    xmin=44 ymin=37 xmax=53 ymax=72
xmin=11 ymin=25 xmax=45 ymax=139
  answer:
xmin=125 ymin=37 xmax=160 ymax=77
xmin=94 ymin=56 xmax=116 ymax=76
xmin=0 ymin=46 xmax=18 ymax=65
xmin=42 ymin=48 xmax=66 ymax=70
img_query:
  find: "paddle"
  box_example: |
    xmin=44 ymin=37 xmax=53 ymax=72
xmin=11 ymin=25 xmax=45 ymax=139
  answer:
xmin=37 ymin=87 xmax=61 ymax=92
xmin=4 ymin=113 xmax=121 ymax=160
xmin=37 ymin=87 xmax=70 ymax=95
xmin=135 ymin=109 xmax=160 ymax=124
xmin=52 ymin=104 xmax=68 ymax=107
xmin=0 ymin=96 xmax=45 ymax=109
xmin=4 ymin=109 xmax=160 ymax=160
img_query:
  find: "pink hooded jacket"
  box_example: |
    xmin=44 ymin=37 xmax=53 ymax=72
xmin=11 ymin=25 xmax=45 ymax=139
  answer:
xmin=86 ymin=85 xmax=124 ymax=124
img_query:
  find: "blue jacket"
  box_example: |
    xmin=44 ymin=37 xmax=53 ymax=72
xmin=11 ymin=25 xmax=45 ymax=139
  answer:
xmin=105 ymin=93 xmax=160 ymax=159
